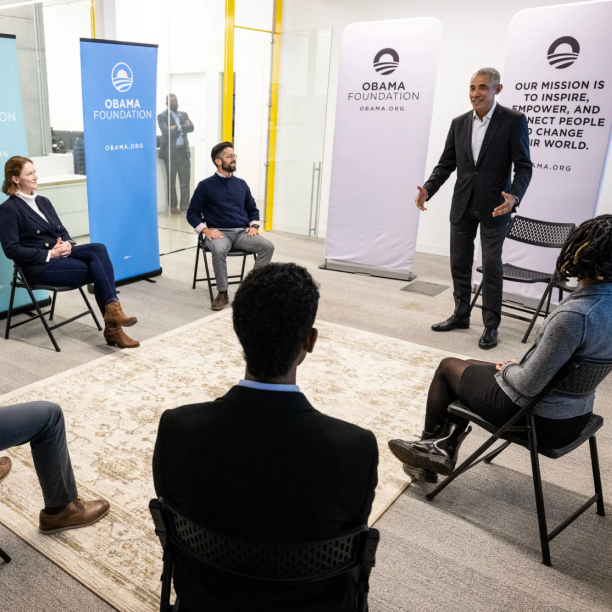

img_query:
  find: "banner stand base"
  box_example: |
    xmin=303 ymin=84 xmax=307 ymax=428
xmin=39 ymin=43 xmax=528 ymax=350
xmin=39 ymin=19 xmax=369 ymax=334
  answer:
xmin=87 ymin=268 xmax=163 ymax=294
xmin=0 ymin=298 xmax=52 ymax=321
xmin=320 ymin=259 xmax=416 ymax=282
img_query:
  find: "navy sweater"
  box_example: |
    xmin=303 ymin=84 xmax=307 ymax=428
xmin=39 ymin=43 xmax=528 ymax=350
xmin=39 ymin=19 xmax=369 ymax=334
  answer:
xmin=186 ymin=174 xmax=260 ymax=230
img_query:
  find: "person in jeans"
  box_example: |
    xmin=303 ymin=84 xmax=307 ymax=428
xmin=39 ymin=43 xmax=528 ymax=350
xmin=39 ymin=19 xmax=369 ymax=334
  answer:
xmin=153 ymin=263 xmax=378 ymax=611
xmin=0 ymin=401 xmax=109 ymax=534
xmin=0 ymin=156 xmax=139 ymax=349
xmin=186 ymin=142 xmax=275 ymax=310
xmin=389 ymin=215 xmax=612 ymax=481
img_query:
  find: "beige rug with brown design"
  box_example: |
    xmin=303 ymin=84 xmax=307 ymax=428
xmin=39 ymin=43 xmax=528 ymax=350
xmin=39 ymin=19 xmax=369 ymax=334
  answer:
xmin=0 ymin=311 xmax=465 ymax=612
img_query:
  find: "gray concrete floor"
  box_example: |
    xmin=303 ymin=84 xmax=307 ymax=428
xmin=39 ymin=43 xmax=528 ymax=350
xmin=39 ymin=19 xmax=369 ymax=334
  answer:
xmin=1 ymin=231 xmax=608 ymax=611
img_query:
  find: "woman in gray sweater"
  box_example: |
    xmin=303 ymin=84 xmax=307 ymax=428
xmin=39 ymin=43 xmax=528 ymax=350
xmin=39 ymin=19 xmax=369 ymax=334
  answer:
xmin=389 ymin=215 xmax=612 ymax=481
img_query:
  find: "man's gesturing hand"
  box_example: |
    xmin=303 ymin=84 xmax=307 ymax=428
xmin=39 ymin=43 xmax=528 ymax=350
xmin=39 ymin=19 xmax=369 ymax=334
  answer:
xmin=203 ymin=228 xmax=223 ymax=240
xmin=493 ymin=192 xmax=517 ymax=218
xmin=415 ymin=186 xmax=428 ymax=211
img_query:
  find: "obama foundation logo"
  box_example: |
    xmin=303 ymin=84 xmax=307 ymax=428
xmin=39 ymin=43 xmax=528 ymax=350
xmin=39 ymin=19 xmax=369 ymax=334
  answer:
xmin=373 ymin=48 xmax=399 ymax=75
xmin=547 ymin=36 xmax=580 ymax=70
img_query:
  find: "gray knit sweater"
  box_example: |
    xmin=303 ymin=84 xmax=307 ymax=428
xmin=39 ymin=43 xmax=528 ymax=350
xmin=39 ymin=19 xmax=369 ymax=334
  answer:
xmin=496 ymin=283 xmax=612 ymax=419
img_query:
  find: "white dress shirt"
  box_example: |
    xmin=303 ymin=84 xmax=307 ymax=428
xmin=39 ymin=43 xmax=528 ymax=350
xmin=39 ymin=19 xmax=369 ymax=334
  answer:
xmin=471 ymin=100 xmax=497 ymax=163
xmin=17 ymin=191 xmax=53 ymax=262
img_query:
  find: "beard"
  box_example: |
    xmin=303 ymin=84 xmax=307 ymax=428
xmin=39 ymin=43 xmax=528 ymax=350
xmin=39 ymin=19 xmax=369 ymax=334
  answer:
xmin=221 ymin=160 xmax=236 ymax=173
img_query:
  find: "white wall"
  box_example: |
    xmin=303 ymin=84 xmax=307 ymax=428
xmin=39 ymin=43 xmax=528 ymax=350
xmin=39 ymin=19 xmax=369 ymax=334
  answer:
xmin=282 ymin=0 xmax=612 ymax=256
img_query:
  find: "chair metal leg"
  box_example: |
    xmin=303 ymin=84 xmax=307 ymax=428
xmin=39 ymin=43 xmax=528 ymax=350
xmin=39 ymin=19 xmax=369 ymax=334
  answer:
xmin=544 ymin=281 xmax=554 ymax=318
xmin=239 ymin=253 xmax=247 ymax=282
xmin=528 ymin=416 xmax=551 ymax=566
xmin=202 ymin=249 xmax=214 ymax=302
xmin=79 ymin=287 xmax=102 ymax=331
xmin=589 ymin=436 xmax=605 ymax=517
xmin=49 ymin=291 xmax=57 ymax=321
xmin=23 ymin=280 xmax=61 ymax=352
xmin=192 ymin=239 xmax=201 ymax=290
xmin=483 ymin=440 xmax=511 ymax=464
xmin=522 ymin=278 xmax=554 ymax=344
xmin=4 ymin=268 xmax=17 ymax=340
xmin=0 ymin=545 xmax=11 ymax=563
xmin=426 ymin=433 xmax=501 ymax=501
xmin=160 ymin=550 xmax=174 ymax=612
xmin=469 ymin=281 xmax=483 ymax=313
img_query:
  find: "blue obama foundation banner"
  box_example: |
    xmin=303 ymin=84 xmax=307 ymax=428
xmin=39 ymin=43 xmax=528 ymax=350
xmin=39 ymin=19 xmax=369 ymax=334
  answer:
xmin=80 ymin=38 xmax=161 ymax=284
xmin=0 ymin=33 xmax=48 ymax=316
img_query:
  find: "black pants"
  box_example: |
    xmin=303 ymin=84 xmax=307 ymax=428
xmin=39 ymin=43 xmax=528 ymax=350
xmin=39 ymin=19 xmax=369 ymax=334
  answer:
xmin=163 ymin=148 xmax=191 ymax=211
xmin=27 ymin=243 xmax=117 ymax=316
xmin=450 ymin=198 xmax=507 ymax=328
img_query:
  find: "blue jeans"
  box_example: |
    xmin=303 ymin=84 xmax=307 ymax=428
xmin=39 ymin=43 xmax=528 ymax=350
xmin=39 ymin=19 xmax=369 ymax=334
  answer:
xmin=28 ymin=243 xmax=117 ymax=315
xmin=0 ymin=401 xmax=78 ymax=507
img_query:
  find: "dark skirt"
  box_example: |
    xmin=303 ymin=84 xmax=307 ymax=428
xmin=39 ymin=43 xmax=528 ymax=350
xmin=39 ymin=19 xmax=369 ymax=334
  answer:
xmin=459 ymin=365 xmax=591 ymax=448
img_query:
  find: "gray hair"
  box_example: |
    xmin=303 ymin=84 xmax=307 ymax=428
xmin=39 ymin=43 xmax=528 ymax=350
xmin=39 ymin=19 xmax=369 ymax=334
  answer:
xmin=472 ymin=67 xmax=501 ymax=86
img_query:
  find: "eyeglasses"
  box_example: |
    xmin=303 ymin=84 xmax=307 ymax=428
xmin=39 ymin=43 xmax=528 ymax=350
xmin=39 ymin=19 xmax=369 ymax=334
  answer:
xmin=222 ymin=153 xmax=238 ymax=160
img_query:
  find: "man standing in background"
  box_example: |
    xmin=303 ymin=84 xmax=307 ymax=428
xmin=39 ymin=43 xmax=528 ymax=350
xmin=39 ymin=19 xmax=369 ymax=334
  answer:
xmin=415 ymin=67 xmax=532 ymax=349
xmin=158 ymin=93 xmax=193 ymax=214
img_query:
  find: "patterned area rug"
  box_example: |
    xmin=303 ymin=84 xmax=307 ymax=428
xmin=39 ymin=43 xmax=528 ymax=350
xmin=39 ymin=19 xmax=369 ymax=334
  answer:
xmin=0 ymin=312 xmax=464 ymax=612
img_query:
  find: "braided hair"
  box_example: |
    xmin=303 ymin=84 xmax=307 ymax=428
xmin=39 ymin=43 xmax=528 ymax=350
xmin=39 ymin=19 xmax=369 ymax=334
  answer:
xmin=556 ymin=214 xmax=612 ymax=282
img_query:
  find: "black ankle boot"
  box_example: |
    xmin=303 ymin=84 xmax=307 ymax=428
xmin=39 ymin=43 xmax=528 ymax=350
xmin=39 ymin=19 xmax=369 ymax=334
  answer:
xmin=389 ymin=428 xmax=441 ymax=482
xmin=389 ymin=423 xmax=471 ymax=476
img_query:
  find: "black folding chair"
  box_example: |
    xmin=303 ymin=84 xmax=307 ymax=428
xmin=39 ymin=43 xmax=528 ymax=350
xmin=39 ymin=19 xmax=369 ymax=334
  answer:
xmin=4 ymin=263 xmax=102 ymax=352
xmin=0 ymin=544 xmax=10 ymax=564
xmin=192 ymin=234 xmax=256 ymax=302
xmin=470 ymin=216 xmax=575 ymax=344
xmin=149 ymin=498 xmax=379 ymax=612
xmin=426 ymin=357 xmax=612 ymax=566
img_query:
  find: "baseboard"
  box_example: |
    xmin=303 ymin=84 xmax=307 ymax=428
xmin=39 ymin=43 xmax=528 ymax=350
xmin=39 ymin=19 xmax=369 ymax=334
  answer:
xmin=416 ymin=242 xmax=451 ymax=257
xmin=0 ymin=298 xmax=52 ymax=321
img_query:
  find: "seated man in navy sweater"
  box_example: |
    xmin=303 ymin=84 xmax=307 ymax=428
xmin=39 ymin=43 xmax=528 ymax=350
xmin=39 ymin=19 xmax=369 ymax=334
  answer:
xmin=186 ymin=142 xmax=275 ymax=310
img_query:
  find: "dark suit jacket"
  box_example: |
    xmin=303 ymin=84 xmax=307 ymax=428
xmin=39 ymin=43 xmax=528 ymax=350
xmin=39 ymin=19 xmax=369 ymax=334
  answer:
xmin=0 ymin=195 xmax=71 ymax=276
xmin=157 ymin=109 xmax=194 ymax=160
xmin=423 ymin=104 xmax=532 ymax=227
xmin=152 ymin=385 xmax=379 ymax=612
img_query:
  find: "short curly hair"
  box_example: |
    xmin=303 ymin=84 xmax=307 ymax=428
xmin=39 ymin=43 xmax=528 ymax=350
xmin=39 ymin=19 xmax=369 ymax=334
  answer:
xmin=556 ymin=214 xmax=612 ymax=282
xmin=232 ymin=263 xmax=320 ymax=381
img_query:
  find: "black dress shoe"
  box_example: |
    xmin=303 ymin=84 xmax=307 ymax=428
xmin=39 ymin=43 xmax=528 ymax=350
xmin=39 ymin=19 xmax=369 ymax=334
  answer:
xmin=478 ymin=327 xmax=498 ymax=349
xmin=431 ymin=315 xmax=470 ymax=332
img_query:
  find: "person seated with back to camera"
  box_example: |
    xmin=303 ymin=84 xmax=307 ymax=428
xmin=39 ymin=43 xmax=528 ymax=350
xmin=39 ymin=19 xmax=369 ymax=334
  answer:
xmin=0 ymin=401 xmax=110 ymax=534
xmin=0 ymin=156 xmax=140 ymax=349
xmin=388 ymin=215 xmax=612 ymax=482
xmin=186 ymin=141 xmax=275 ymax=311
xmin=153 ymin=263 xmax=379 ymax=612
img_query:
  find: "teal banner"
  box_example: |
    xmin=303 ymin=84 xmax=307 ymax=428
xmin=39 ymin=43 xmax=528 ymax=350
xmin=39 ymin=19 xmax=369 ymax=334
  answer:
xmin=0 ymin=33 xmax=46 ymax=314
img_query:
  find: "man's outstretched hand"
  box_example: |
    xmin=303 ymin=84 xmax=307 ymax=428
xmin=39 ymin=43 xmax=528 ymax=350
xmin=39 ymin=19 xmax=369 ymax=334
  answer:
xmin=415 ymin=186 xmax=428 ymax=211
xmin=493 ymin=192 xmax=517 ymax=218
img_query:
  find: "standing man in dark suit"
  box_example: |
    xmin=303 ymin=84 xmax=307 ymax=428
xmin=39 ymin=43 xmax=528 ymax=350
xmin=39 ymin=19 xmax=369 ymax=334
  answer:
xmin=158 ymin=93 xmax=193 ymax=214
xmin=153 ymin=263 xmax=379 ymax=612
xmin=416 ymin=67 xmax=532 ymax=349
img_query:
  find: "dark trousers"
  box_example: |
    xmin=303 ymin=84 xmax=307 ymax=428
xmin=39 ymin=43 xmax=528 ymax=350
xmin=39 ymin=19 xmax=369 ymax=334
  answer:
xmin=27 ymin=243 xmax=117 ymax=316
xmin=450 ymin=199 xmax=507 ymax=328
xmin=0 ymin=401 xmax=77 ymax=507
xmin=163 ymin=148 xmax=191 ymax=210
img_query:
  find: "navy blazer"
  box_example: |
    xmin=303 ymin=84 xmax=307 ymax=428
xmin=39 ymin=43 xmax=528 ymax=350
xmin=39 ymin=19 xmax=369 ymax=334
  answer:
xmin=0 ymin=195 xmax=71 ymax=276
xmin=423 ymin=104 xmax=533 ymax=228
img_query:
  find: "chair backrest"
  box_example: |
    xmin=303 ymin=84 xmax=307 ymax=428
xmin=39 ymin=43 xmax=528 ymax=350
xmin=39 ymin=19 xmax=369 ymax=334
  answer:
xmin=506 ymin=215 xmax=575 ymax=249
xmin=534 ymin=357 xmax=612 ymax=405
xmin=150 ymin=498 xmax=379 ymax=585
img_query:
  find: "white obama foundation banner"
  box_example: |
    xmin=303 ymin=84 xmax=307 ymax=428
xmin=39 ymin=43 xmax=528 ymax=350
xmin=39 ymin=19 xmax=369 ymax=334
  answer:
xmin=482 ymin=1 xmax=612 ymax=302
xmin=323 ymin=18 xmax=442 ymax=280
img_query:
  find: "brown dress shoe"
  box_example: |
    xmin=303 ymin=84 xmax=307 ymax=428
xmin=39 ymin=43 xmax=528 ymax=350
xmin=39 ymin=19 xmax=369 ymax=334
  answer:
xmin=104 ymin=301 xmax=137 ymax=327
xmin=39 ymin=497 xmax=110 ymax=534
xmin=0 ymin=457 xmax=12 ymax=484
xmin=211 ymin=291 xmax=229 ymax=311
xmin=103 ymin=322 xmax=140 ymax=348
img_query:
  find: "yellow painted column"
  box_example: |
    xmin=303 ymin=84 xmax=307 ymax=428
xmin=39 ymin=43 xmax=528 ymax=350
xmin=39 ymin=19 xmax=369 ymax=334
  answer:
xmin=89 ymin=0 xmax=97 ymax=38
xmin=265 ymin=0 xmax=282 ymax=231
xmin=222 ymin=0 xmax=236 ymax=142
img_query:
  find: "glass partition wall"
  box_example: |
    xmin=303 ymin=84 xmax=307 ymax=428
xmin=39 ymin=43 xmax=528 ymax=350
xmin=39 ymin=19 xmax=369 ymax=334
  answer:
xmin=0 ymin=0 xmax=333 ymax=259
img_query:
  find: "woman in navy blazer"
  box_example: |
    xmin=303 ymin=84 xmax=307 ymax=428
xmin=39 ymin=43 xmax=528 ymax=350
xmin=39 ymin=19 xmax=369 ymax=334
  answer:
xmin=0 ymin=156 xmax=139 ymax=348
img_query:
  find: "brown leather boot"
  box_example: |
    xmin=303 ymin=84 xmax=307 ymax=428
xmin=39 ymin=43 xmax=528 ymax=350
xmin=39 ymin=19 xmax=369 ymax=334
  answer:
xmin=0 ymin=457 xmax=12 ymax=484
xmin=39 ymin=497 xmax=110 ymax=534
xmin=211 ymin=291 xmax=229 ymax=311
xmin=104 ymin=301 xmax=137 ymax=327
xmin=103 ymin=322 xmax=140 ymax=349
